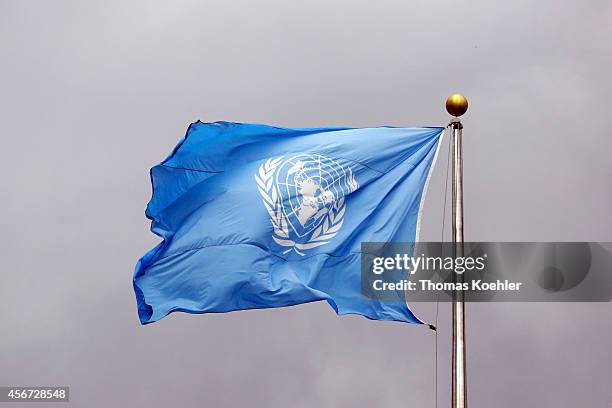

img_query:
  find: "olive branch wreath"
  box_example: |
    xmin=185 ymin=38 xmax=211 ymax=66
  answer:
xmin=254 ymin=156 xmax=346 ymax=256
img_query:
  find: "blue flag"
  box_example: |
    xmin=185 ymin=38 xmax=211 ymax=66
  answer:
xmin=134 ymin=122 xmax=443 ymax=325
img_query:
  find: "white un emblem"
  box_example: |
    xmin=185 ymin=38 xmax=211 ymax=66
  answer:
xmin=255 ymin=154 xmax=358 ymax=256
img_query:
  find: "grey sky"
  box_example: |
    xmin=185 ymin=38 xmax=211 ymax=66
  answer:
xmin=0 ymin=0 xmax=611 ymax=407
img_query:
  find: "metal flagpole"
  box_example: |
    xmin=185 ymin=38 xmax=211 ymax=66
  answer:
xmin=446 ymin=93 xmax=468 ymax=408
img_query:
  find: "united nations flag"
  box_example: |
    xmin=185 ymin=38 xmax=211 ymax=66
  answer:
xmin=134 ymin=121 xmax=443 ymax=325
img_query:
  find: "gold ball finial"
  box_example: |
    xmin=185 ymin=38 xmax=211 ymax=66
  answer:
xmin=445 ymin=93 xmax=468 ymax=117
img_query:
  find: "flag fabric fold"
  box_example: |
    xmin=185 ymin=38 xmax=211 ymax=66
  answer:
xmin=134 ymin=121 xmax=443 ymax=325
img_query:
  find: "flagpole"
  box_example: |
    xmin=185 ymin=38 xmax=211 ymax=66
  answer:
xmin=446 ymin=93 xmax=468 ymax=408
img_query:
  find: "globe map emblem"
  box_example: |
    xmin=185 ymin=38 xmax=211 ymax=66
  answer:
xmin=255 ymin=153 xmax=358 ymax=255
xmin=275 ymin=154 xmax=354 ymax=238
